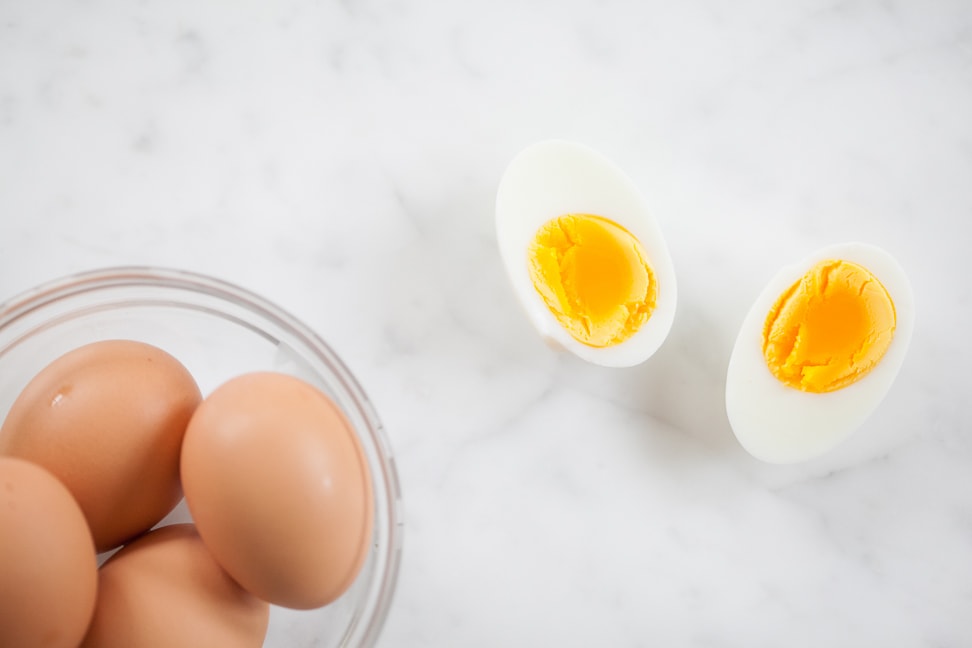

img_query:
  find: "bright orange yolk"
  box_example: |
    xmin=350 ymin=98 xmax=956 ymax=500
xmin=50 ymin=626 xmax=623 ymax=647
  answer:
xmin=762 ymin=259 xmax=896 ymax=393
xmin=527 ymin=214 xmax=657 ymax=348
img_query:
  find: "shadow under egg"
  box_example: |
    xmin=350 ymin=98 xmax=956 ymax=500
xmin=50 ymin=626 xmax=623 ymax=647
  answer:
xmin=561 ymin=298 xmax=742 ymax=458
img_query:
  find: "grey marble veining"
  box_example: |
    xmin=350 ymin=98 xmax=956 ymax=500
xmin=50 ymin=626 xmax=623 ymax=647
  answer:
xmin=2 ymin=0 xmax=971 ymax=646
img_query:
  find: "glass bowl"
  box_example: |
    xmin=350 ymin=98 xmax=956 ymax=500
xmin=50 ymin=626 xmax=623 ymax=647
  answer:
xmin=0 ymin=266 xmax=403 ymax=647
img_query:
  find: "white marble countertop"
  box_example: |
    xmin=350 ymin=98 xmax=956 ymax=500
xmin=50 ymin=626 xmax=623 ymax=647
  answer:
xmin=2 ymin=1 xmax=971 ymax=646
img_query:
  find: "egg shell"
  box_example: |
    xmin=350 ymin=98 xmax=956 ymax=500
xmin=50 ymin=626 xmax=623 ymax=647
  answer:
xmin=0 ymin=339 xmax=202 ymax=551
xmin=180 ymin=372 xmax=374 ymax=609
xmin=0 ymin=456 xmax=98 ymax=648
xmin=725 ymin=243 xmax=915 ymax=464
xmin=81 ymin=523 xmax=269 ymax=648
xmin=496 ymin=139 xmax=677 ymax=367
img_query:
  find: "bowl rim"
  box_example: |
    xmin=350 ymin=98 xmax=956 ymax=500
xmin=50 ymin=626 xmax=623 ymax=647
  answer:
xmin=0 ymin=265 xmax=404 ymax=647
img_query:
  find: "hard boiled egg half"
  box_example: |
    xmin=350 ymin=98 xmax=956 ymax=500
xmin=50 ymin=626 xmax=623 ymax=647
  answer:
xmin=496 ymin=140 xmax=677 ymax=367
xmin=726 ymin=243 xmax=915 ymax=463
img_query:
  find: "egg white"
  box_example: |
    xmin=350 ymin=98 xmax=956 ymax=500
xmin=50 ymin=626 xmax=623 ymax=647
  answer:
xmin=725 ymin=242 xmax=915 ymax=464
xmin=495 ymin=140 xmax=677 ymax=367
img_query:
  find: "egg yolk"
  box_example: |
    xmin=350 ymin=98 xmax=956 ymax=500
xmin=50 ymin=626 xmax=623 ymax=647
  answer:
xmin=762 ymin=259 xmax=896 ymax=393
xmin=527 ymin=214 xmax=657 ymax=348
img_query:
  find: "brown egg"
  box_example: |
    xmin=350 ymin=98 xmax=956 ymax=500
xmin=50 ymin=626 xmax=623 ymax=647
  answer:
xmin=0 ymin=456 xmax=98 ymax=648
xmin=0 ymin=339 xmax=202 ymax=552
xmin=81 ymin=523 xmax=269 ymax=648
xmin=181 ymin=371 xmax=374 ymax=609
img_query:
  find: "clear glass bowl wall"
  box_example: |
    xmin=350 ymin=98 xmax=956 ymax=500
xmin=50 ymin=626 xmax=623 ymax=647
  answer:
xmin=0 ymin=267 xmax=403 ymax=648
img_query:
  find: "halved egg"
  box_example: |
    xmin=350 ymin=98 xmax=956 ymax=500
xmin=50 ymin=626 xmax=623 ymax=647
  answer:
xmin=495 ymin=140 xmax=677 ymax=367
xmin=726 ymin=242 xmax=915 ymax=463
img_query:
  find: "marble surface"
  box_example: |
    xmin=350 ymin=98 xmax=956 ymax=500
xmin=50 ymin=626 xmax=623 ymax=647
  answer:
xmin=2 ymin=0 xmax=972 ymax=645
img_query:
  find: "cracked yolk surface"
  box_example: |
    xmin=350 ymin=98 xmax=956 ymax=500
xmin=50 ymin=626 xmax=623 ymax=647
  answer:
xmin=762 ymin=259 xmax=896 ymax=393
xmin=527 ymin=213 xmax=657 ymax=348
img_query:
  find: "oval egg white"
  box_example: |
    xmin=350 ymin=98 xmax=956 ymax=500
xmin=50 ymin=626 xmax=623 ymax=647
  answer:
xmin=725 ymin=242 xmax=915 ymax=463
xmin=495 ymin=140 xmax=677 ymax=367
